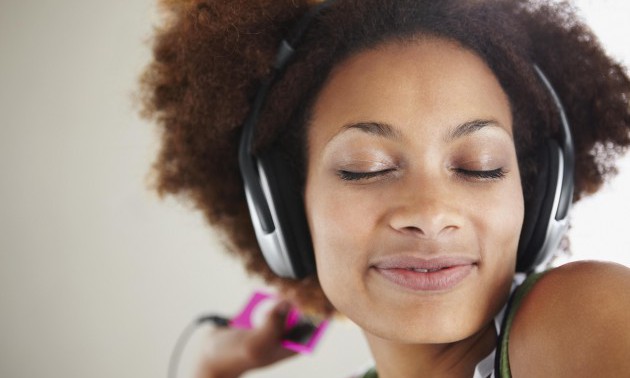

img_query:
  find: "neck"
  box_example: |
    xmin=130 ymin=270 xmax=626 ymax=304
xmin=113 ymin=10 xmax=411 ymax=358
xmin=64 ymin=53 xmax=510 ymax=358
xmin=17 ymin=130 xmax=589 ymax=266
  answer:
xmin=363 ymin=322 xmax=496 ymax=378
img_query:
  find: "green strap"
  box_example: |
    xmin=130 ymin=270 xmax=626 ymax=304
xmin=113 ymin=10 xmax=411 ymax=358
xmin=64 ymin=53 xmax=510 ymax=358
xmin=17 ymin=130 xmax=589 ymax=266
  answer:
xmin=361 ymin=367 xmax=378 ymax=378
xmin=499 ymin=271 xmax=547 ymax=377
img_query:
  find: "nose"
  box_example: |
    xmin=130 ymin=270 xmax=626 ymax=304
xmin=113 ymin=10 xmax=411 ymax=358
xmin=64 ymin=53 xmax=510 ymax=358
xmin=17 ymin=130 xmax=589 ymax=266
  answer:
xmin=387 ymin=184 xmax=462 ymax=240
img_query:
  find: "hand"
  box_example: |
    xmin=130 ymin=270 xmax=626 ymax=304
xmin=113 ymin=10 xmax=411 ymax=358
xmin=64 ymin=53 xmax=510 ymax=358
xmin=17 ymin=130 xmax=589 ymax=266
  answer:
xmin=197 ymin=300 xmax=297 ymax=378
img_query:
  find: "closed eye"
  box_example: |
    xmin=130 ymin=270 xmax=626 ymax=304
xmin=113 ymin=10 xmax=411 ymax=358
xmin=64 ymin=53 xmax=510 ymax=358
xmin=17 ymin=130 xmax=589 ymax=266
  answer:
xmin=338 ymin=169 xmax=396 ymax=181
xmin=454 ymin=168 xmax=506 ymax=180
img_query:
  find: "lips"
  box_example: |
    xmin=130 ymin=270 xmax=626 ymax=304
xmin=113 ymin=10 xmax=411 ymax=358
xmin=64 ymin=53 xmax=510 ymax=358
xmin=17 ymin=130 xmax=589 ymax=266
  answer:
xmin=371 ymin=256 xmax=477 ymax=291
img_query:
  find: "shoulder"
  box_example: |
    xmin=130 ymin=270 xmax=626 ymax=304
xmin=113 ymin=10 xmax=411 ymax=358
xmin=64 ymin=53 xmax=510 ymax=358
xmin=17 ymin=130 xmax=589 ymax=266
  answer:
xmin=509 ymin=261 xmax=630 ymax=377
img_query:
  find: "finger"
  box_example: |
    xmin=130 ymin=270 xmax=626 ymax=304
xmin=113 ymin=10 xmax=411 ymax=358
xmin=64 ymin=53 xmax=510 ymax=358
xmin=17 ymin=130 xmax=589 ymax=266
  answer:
xmin=257 ymin=300 xmax=292 ymax=341
xmin=262 ymin=304 xmax=298 ymax=363
xmin=242 ymin=300 xmax=296 ymax=366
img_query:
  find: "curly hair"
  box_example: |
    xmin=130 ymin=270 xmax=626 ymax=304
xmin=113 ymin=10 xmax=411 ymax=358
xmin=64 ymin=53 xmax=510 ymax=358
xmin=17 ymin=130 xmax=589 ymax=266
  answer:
xmin=140 ymin=0 xmax=630 ymax=314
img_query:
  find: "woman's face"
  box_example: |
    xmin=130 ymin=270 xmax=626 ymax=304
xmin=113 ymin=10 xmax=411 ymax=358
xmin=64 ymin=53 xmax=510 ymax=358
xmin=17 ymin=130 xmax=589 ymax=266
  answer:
xmin=305 ymin=37 xmax=524 ymax=343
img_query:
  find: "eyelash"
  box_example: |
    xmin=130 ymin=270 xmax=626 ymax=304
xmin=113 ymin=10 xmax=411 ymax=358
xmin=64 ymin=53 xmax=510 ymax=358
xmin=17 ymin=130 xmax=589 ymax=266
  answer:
xmin=337 ymin=168 xmax=506 ymax=181
xmin=338 ymin=169 xmax=396 ymax=181
xmin=454 ymin=168 xmax=506 ymax=180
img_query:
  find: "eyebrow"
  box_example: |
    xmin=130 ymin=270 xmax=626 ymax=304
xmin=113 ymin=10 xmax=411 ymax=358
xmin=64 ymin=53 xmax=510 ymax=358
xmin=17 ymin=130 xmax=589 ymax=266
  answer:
xmin=339 ymin=121 xmax=402 ymax=140
xmin=446 ymin=119 xmax=501 ymax=142
xmin=332 ymin=118 xmax=504 ymax=143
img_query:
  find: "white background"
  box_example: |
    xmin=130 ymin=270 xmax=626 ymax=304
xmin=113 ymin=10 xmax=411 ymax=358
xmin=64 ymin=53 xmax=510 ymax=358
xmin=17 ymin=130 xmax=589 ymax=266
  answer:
xmin=0 ymin=1 xmax=628 ymax=377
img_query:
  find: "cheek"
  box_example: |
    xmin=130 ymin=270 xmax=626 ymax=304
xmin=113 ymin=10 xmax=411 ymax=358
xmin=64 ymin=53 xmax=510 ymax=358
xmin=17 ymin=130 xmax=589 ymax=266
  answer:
xmin=304 ymin=180 xmax=382 ymax=294
xmin=475 ymin=177 xmax=524 ymax=268
xmin=462 ymin=179 xmax=524 ymax=333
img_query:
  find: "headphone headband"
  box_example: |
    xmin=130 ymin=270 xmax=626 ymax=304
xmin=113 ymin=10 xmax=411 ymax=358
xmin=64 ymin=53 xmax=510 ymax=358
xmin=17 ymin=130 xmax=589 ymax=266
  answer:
xmin=532 ymin=65 xmax=575 ymax=221
xmin=239 ymin=0 xmax=337 ymax=235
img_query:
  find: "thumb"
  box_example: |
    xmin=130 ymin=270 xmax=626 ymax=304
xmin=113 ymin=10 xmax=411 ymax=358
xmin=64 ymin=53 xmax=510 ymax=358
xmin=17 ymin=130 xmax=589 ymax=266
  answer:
xmin=245 ymin=300 xmax=297 ymax=367
xmin=256 ymin=300 xmax=291 ymax=341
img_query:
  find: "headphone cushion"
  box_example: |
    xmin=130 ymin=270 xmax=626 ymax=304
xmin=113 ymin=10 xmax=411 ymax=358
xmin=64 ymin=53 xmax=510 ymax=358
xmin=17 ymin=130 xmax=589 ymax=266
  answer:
xmin=517 ymin=140 xmax=561 ymax=271
xmin=258 ymin=149 xmax=315 ymax=278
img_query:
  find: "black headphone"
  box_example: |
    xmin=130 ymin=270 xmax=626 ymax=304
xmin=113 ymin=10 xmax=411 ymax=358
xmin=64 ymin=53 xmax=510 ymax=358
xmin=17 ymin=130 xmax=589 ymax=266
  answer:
xmin=238 ymin=1 xmax=574 ymax=278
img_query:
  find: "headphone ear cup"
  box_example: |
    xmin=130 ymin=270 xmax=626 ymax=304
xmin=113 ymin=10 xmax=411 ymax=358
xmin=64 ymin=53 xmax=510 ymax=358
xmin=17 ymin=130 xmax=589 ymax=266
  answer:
xmin=516 ymin=140 xmax=561 ymax=272
xmin=257 ymin=148 xmax=315 ymax=278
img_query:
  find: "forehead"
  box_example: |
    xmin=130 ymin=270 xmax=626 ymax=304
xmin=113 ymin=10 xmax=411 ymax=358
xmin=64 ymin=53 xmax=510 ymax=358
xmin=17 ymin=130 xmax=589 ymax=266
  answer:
xmin=308 ymin=37 xmax=513 ymax=144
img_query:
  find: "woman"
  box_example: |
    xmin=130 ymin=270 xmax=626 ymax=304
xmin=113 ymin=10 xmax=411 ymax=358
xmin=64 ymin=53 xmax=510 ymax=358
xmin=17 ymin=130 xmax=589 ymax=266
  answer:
xmin=140 ymin=0 xmax=630 ymax=376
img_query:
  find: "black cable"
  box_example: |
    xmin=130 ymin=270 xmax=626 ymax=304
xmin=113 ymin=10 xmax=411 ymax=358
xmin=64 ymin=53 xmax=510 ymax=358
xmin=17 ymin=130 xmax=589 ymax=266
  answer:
xmin=167 ymin=314 xmax=231 ymax=378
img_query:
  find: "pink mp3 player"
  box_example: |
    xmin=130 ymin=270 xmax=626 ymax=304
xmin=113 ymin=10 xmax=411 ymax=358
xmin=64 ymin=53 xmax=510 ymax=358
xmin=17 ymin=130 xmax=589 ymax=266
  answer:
xmin=230 ymin=291 xmax=329 ymax=354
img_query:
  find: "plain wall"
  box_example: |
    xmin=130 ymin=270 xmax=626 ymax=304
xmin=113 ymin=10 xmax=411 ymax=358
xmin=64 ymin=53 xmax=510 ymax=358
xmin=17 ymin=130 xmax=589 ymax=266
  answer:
xmin=0 ymin=0 xmax=628 ymax=377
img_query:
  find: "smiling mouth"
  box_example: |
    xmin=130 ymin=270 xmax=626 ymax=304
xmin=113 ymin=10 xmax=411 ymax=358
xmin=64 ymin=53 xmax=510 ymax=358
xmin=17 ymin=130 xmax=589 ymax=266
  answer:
xmin=371 ymin=257 xmax=477 ymax=291
xmin=408 ymin=267 xmax=445 ymax=273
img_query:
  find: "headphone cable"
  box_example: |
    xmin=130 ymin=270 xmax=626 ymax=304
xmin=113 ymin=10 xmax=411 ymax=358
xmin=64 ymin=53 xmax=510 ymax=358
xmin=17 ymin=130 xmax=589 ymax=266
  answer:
xmin=167 ymin=314 xmax=231 ymax=378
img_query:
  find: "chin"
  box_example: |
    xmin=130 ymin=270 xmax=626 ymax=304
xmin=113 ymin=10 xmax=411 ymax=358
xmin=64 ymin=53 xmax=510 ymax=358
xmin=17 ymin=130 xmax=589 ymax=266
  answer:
xmin=366 ymin=308 xmax=486 ymax=345
xmin=339 ymin=282 xmax=509 ymax=346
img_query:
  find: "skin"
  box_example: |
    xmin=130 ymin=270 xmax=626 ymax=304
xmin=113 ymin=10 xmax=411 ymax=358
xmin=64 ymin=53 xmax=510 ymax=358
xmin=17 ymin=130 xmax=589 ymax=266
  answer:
xmin=509 ymin=261 xmax=630 ymax=377
xmin=305 ymin=37 xmax=524 ymax=377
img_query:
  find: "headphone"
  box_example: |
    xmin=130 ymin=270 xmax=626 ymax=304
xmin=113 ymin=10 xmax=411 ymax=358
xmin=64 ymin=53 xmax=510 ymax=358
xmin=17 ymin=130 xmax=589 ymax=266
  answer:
xmin=238 ymin=1 xmax=574 ymax=278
